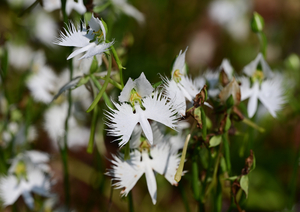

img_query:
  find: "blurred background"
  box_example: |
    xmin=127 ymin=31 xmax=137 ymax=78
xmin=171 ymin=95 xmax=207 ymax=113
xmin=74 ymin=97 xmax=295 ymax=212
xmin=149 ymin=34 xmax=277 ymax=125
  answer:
xmin=1 ymin=0 xmax=300 ymax=211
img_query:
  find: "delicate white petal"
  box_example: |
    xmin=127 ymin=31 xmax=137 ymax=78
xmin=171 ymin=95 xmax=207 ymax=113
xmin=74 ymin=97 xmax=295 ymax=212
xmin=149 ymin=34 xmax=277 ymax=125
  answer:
xmin=150 ymin=145 xmax=180 ymax=185
xmin=162 ymin=78 xmax=186 ymax=116
xmin=258 ymin=78 xmax=285 ymax=118
xmin=243 ymin=53 xmax=273 ymax=78
xmin=220 ymin=59 xmax=233 ymax=78
xmin=119 ymin=78 xmax=135 ymax=102
xmin=135 ymin=73 xmax=154 ymax=97
xmin=79 ymin=41 xmax=113 ymax=59
xmin=54 ymin=22 xmax=92 ymax=47
xmin=22 ymin=191 xmax=34 ymax=209
xmin=143 ymin=152 xmax=157 ymax=205
xmin=105 ymin=102 xmax=140 ymax=147
xmin=247 ymin=82 xmax=259 ymax=118
xmin=106 ymin=151 xmax=144 ymax=196
xmin=0 ymin=175 xmax=22 ymax=207
xmin=43 ymin=0 xmax=61 ymax=12
xmin=136 ymin=106 xmax=153 ymax=144
xmin=239 ymin=77 xmax=253 ymax=100
xmin=89 ymin=13 xmax=103 ymax=33
xmin=112 ymin=0 xmax=145 ymax=25
xmin=68 ymin=43 xmax=95 ymax=60
xmin=142 ymin=92 xmax=178 ymax=130
xmin=179 ymin=76 xmax=200 ymax=101
xmin=171 ymin=47 xmax=188 ymax=76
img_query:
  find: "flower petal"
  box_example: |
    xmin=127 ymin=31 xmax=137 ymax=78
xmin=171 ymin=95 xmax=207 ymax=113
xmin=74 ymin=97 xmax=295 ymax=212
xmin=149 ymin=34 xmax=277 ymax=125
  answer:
xmin=135 ymin=72 xmax=154 ymax=97
xmin=171 ymin=47 xmax=188 ymax=76
xmin=247 ymin=82 xmax=259 ymax=118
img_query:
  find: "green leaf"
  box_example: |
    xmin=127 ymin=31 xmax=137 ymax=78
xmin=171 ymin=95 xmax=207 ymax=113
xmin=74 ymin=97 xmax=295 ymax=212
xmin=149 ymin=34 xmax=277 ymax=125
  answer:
xmin=52 ymin=77 xmax=81 ymax=101
xmin=225 ymin=94 xmax=234 ymax=109
xmin=193 ymin=107 xmax=202 ymax=126
xmin=240 ymin=175 xmax=249 ymax=198
xmin=220 ymin=156 xmax=227 ymax=173
xmin=84 ymin=12 xmax=92 ymax=25
xmin=200 ymin=107 xmax=206 ymax=140
xmin=251 ymin=12 xmax=265 ymax=33
xmin=209 ymin=135 xmax=222 ymax=148
xmin=101 ymin=18 xmax=108 ymax=37
xmin=89 ymin=56 xmax=99 ymax=74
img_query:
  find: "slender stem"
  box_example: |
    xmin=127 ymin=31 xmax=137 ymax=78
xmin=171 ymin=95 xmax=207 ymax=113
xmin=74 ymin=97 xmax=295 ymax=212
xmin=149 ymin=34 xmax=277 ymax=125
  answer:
xmin=60 ymin=0 xmax=68 ymax=24
xmin=192 ymin=160 xmax=201 ymax=201
xmin=87 ymin=54 xmax=112 ymax=112
xmin=222 ymin=133 xmax=231 ymax=175
xmin=288 ymin=146 xmax=300 ymax=210
xmin=90 ymin=74 xmax=114 ymax=108
xmin=87 ymin=80 xmax=99 ymax=153
xmin=94 ymin=75 xmax=122 ymax=90
xmin=178 ymin=182 xmax=191 ymax=212
xmin=175 ymin=134 xmax=191 ymax=182
xmin=61 ymin=52 xmax=73 ymax=209
xmin=110 ymin=46 xmax=124 ymax=88
xmin=124 ymin=141 xmax=130 ymax=160
xmin=128 ymin=191 xmax=134 ymax=212
xmin=242 ymin=118 xmax=265 ymax=133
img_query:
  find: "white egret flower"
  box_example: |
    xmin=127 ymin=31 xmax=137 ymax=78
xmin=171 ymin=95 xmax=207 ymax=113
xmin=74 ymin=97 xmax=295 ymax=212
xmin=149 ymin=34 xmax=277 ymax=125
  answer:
xmin=106 ymin=144 xmax=181 ymax=204
xmin=240 ymin=75 xmax=285 ymax=118
xmin=54 ymin=14 xmax=114 ymax=60
xmin=105 ymin=73 xmax=178 ymax=147
xmin=243 ymin=53 xmax=273 ymax=79
xmin=0 ymin=151 xmax=52 ymax=209
xmin=163 ymin=47 xmax=210 ymax=116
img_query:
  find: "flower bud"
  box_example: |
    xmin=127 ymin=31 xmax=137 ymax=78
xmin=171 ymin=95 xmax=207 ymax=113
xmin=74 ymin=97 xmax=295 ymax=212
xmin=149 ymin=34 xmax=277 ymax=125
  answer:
xmin=219 ymin=77 xmax=241 ymax=106
xmin=251 ymin=12 xmax=265 ymax=33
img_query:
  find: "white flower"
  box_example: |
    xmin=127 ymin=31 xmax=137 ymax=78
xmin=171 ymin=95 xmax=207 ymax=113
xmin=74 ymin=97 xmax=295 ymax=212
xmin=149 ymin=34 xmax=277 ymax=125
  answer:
xmin=43 ymin=0 xmax=86 ymax=15
xmin=218 ymin=59 xmax=234 ymax=79
xmin=44 ymin=102 xmax=90 ymax=149
xmin=163 ymin=47 xmax=210 ymax=116
xmin=0 ymin=151 xmax=52 ymax=209
xmin=106 ymin=144 xmax=181 ymax=204
xmin=0 ymin=169 xmax=51 ymax=209
xmin=240 ymin=75 xmax=285 ymax=118
xmin=243 ymin=53 xmax=273 ymax=79
xmin=54 ymin=14 xmax=114 ymax=60
xmin=118 ymin=72 xmax=153 ymax=103
xmin=111 ymin=0 xmax=145 ymax=25
xmin=6 ymin=42 xmax=33 ymax=71
xmin=106 ymin=92 xmax=178 ymax=147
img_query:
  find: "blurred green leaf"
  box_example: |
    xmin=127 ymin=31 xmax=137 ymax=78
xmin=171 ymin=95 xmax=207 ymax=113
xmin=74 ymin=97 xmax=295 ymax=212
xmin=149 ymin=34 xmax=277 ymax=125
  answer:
xmin=209 ymin=135 xmax=222 ymax=148
xmin=240 ymin=175 xmax=249 ymax=198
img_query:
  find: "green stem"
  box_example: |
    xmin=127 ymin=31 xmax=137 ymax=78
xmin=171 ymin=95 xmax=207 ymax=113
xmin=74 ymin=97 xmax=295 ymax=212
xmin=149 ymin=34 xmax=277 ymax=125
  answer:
xmin=87 ymin=54 xmax=112 ymax=112
xmin=175 ymin=134 xmax=191 ymax=182
xmin=60 ymin=0 xmax=68 ymax=24
xmin=128 ymin=191 xmax=134 ymax=212
xmin=200 ymin=108 xmax=207 ymax=140
xmin=90 ymin=74 xmax=113 ymax=108
xmin=222 ymin=134 xmax=231 ymax=175
xmin=111 ymin=46 xmax=124 ymax=88
xmin=242 ymin=118 xmax=265 ymax=133
xmin=178 ymin=182 xmax=191 ymax=212
xmin=192 ymin=160 xmax=201 ymax=201
xmin=288 ymin=146 xmax=300 ymax=210
xmin=61 ymin=52 xmax=73 ymax=209
xmin=94 ymin=75 xmax=122 ymax=90
xmin=87 ymin=81 xmax=99 ymax=154
xmin=124 ymin=141 xmax=130 ymax=160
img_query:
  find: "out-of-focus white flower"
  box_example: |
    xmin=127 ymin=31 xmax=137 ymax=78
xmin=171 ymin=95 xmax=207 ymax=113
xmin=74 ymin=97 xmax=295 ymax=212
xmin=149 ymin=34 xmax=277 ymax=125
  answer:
xmin=44 ymin=102 xmax=90 ymax=149
xmin=106 ymin=73 xmax=178 ymax=147
xmin=240 ymin=75 xmax=285 ymax=118
xmin=54 ymin=14 xmax=114 ymax=60
xmin=33 ymin=11 xmax=58 ymax=46
xmin=208 ymin=0 xmax=251 ymax=41
xmin=111 ymin=0 xmax=145 ymax=25
xmin=243 ymin=53 xmax=273 ymax=79
xmin=0 ymin=151 xmax=52 ymax=209
xmin=6 ymin=42 xmax=33 ymax=71
xmin=6 ymin=0 xmax=35 ymax=8
xmin=106 ymin=144 xmax=181 ymax=204
xmin=43 ymin=0 xmax=86 ymax=15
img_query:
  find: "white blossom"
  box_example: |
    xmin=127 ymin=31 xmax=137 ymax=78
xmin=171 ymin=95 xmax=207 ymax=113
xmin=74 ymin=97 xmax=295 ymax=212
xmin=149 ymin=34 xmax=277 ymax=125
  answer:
xmin=106 ymin=144 xmax=181 ymax=204
xmin=54 ymin=14 xmax=114 ymax=60
xmin=43 ymin=0 xmax=86 ymax=15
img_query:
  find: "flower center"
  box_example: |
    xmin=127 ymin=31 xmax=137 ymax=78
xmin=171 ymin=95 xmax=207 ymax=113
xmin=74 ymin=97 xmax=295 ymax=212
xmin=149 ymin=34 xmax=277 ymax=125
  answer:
xmin=173 ymin=69 xmax=182 ymax=83
xmin=139 ymin=137 xmax=151 ymax=152
xmin=129 ymin=89 xmax=142 ymax=107
xmin=251 ymin=70 xmax=264 ymax=84
xmin=90 ymin=29 xmax=105 ymax=44
xmin=14 ymin=161 xmax=28 ymax=182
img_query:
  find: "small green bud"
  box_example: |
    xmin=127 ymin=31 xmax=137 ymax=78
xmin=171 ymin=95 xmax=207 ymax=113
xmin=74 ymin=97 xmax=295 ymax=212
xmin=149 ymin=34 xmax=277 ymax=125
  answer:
xmin=251 ymin=12 xmax=265 ymax=33
xmin=225 ymin=95 xmax=234 ymax=109
xmin=285 ymin=53 xmax=300 ymax=71
xmin=76 ymin=75 xmax=90 ymax=88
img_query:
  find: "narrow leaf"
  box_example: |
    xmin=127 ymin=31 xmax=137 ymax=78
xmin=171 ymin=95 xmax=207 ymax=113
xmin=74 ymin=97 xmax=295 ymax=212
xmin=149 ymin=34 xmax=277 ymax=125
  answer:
xmin=240 ymin=175 xmax=249 ymax=198
xmin=209 ymin=135 xmax=222 ymax=148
